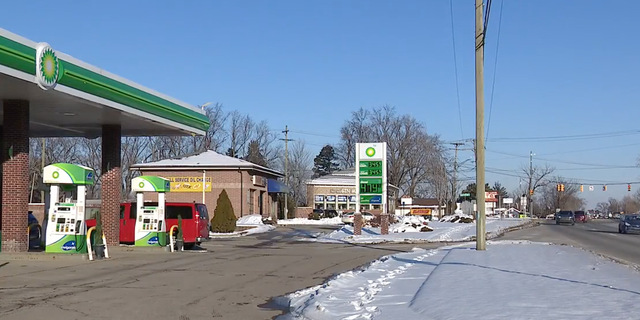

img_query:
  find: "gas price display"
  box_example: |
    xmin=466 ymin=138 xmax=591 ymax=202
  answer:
xmin=359 ymin=161 xmax=383 ymax=177
xmin=359 ymin=178 xmax=383 ymax=194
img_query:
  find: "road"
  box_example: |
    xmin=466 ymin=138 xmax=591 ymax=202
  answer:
xmin=501 ymin=219 xmax=640 ymax=266
xmin=0 ymin=226 xmax=443 ymax=320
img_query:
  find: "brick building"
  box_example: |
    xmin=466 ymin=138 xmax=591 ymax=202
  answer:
xmin=130 ymin=151 xmax=287 ymax=219
xmin=305 ymin=170 xmax=399 ymax=214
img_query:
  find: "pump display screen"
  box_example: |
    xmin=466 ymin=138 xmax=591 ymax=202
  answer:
xmin=143 ymin=219 xmax=151 ymax=223
xmin=57 ymin=218 xmax=66 ymax=224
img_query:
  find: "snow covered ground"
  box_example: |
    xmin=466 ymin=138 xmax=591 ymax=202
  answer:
xmin=277 ymin=217 xmax=344 ymax=226
xmin=301 ymin=218 xmax=531 ymax=244
xmin=236 ymin=214 xmax=265 ymax=226
xmin=275 ymin=240 xmax=640 ymax=319
xmin=209 ymin=214 xmax=275 ymax=238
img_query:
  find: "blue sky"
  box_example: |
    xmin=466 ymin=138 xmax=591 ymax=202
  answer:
xmin=4 ymin=0 xmax=640 ymax=207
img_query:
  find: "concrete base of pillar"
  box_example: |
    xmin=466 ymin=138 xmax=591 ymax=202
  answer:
xmin=380 ymin=213 xmax=390 ymax=235
xmin=353 ymin=213 xmax=363 ymax=236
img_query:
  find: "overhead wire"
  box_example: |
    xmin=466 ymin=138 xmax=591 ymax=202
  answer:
xmin=449 ymin=0 xmax=464 ymax=139
xmin=487 ymin=129 xmax=640 ymax=142
xmin=484 ymin=0 xmax=503 ymax=144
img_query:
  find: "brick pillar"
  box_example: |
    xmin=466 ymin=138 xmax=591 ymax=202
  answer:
xmin=101 ymin=125 xmax=121 ymax=246
xmin=380 ymin=213 xmax=389 ymax=235
xmin=2 ymin=101 xmax=30 ymax=252
xmin=353 ymin=212 xmax=363 ymax=235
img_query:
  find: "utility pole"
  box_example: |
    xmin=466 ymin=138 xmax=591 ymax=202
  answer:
xmin=528 ymin=151 xmax=534 ymax=218
xmin=280 ymin=126 xmax=293 ymax=220
xmin=475 ymin=0 xmax=486 ymax=251
xmin=451 ymin=142 xmax=464 ymax=214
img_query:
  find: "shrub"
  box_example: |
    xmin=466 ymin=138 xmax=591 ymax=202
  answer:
xmin=308 ymin=212 xmax=321 ymax=220
xmin=210 ymin=189 xmax=237 ymax=233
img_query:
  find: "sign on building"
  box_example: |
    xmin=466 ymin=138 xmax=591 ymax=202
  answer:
xmin=355 ymin=142 xmax=388 ymax=213
xmin=503 ymin=198 xmax=513 ymax=204
xmin=168 ymin=176 xmax=212 ymax=192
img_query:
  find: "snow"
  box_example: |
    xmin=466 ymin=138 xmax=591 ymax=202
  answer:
xmin=275 ymin=240 xmax=640 ymax=319
xmin=236 ymin=214 xmax=265 ymax=226
xmin=209 ymin=225 xmax=275 ymax=238
xmin=302 ymin=218 xmax=531 ymax=244
xmin=278 ymin=217 xmax=344 ymax=226
xmin=439 ymin=212 xmax=474 ymax=222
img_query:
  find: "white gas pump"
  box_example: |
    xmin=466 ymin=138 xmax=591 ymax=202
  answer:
xmin=43 ymin=163 xmax=95 ymax=253
xmin=132 ymin=176 xmax=171 ymax=247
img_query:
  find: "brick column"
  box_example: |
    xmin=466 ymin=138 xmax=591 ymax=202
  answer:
xmin=101 ymin=125 xmax=121 ymax=246
xmin=2 ymin=101 xmax=30 ymax=252
xmin=353 ymin=212 xmax=363 ymax=235
xmin=380 ymin=213 xmax=389 ymax=235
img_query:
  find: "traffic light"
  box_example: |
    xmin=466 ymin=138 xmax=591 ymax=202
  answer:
xmin=557 ymin=184 xmax=561 ymax=191
xmin=580 ymin=185 xmax=584 ymax=192
xmin=629 ymin=184 xmax=632 ymax=192
xmin=560 ymin=184 xmax=565 ymax=192
xmin=603 ymin=185 xmax=607 ymax=191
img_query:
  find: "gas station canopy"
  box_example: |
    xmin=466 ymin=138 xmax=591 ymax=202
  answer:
xmin=0 ymin=28 xmax=209 ymax=137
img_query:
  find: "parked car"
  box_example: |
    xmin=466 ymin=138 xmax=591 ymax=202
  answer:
xmin=574 ymin=211 xmax=588 ymax=223
xmin=341 ymin=212 xmax=375 ymax=225
xmin=555 ymin=211 xmax=575 ymax=225
xmin=28 ymin=211 xmax=42 ymax=249
xmin=545 ymin=214 xmax=555 ymax=220
xmin=618 ymin=214 xmax=640 ymax=234
xmin=86 ymin=201 xmax=210 ymax=249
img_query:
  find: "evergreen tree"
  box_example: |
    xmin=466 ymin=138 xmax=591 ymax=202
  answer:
xmin=210 ymin=189 xmax=237 ymax=233
xmin=244 ymin=140 xmax=267 ymax=167
xmin=312 ymin=145 xmax=339 ymax=178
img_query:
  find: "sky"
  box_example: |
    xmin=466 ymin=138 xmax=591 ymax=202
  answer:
xmin=4 ymin=0 xmax=640 ymax=208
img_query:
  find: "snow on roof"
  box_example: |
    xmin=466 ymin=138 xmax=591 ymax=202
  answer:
xmin=131 ymin=150 xmax=282 ymax=177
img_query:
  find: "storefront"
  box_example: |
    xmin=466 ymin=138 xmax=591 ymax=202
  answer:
xmin=306 ymin=170 xmax=398 ymax=213
xmin=131 ymin=151 xmax=287 ymax=219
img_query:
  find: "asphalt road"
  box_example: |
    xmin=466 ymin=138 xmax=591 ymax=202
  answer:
xmin=0 ymin=225 xmax=443 ymax=320
xmin=501 ymin=219 xmax=640 ymax=266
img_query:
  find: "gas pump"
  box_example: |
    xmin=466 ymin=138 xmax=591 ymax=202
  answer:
xmin=132 ymin=176 xmax=171 ymax=247
xmin=43 ymin=163 xmax=95 ymax=253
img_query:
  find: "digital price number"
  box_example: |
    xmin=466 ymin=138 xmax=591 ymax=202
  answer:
xmin=359 ymin=161 xmax=383 ymax=177
xmin=359 ymin=178 xmax=383 ymax=194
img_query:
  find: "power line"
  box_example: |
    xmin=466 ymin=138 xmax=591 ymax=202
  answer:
xmin=485 ymin=149 xmax=634 ymax=168
xmin=484 ymin=0 xmax=503 ymax=143
xmin=487 ymin=129 xmax=640 ymax=142
xmin=449 ymin=0 xmax=464 ymax=139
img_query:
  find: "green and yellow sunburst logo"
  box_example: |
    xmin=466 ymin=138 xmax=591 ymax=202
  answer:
xmin=36 ymin=43 xmax=59 ymax=90
xmin=366 ymin=147 xmax=376 ymax=157
xmin=52 ymin=171 xmax=59 ymax=179
xmin=139 ymin=181 xmax=145 ymax=188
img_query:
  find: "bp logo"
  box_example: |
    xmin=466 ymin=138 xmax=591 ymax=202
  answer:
xmin=87 ymin=172 xmax=94 ymax=181
xmin=52 ymin=171 xmax=60 ymax=179
xmin=365 ymin=147 xmax=376 ymax=157
xmin=36 ymin=43 xmax=59 ymax=90
xmin=139 ymin=181 xmax=145 ymax=188
xmin=61 ymin=240 xmax=76 ymax=251
xmin=147 ymin=236 xmax=159 ymax=245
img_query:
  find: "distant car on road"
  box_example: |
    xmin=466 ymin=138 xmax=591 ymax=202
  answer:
xmin=545 ymin=214 xmax=555 ymax=220
xmin=618 ymin=214 xmax=640 ymax=234
xmin=555 ymin=211 xmax=575 ymax=225
xmin=574 ymin=211 xmax=588 ymax=223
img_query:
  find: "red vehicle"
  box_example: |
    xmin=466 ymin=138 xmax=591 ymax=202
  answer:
xmin=86 ymin=202 xmax=210 ymax=249
xmin=574 ymin=211 xmax=588 ymax=223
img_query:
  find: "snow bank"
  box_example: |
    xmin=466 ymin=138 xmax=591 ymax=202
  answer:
xmin=301 ymin=218 xmax=531 ymax=244
xmin=209 ymin=225 xmax=275 ymax=238
xmin=276 ymin=241 xmax=640 ymax=319
xmin=236 ymin=214 xmax=264 ymax=226
xmin=439 ymin=212 xmax=474 ymax=223
xmin=277 ymin=217 xmax=344 ymax=226
xmin=390 ymin=216 xmax=433 ymax=233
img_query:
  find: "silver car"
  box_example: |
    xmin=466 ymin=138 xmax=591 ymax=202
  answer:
xmin=619 ymin=214 xmax=640 ymax=234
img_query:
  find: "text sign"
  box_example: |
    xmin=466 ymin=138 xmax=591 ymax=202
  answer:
xmin=359 ymin=178 xmax=383 ymax=194
xmin=359 ymin=161 xmax=383 ymax=177
xmin=503 ymin=198 xmax=513 ymax=204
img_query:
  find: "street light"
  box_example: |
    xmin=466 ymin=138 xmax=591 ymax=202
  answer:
xmin=194 ymin=102 xmax=213 ymax=152
xmin=199 ymin=102 xmax=213 ymax=111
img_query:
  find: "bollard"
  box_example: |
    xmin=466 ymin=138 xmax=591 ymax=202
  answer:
xmin=87 ymin=226 xmax=96 ymax=261
xmin=354 ymin=212 xmax=363 ymax=236
xmin=380 ymin=213 xmax=389 ymax=235
xmin=169 ymin=225 xmax=179 ymax=253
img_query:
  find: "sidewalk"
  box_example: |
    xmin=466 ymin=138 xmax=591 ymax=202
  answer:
xmin=275 ymin=240 xmax=640 ymax=319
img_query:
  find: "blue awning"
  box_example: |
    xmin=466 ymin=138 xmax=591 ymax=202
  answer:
xmin=267 ymin=179 xmax=289 ymax=193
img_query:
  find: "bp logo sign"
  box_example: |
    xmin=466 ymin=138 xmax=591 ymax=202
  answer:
xmin=139 ymin=181 xmax=145 ymax=188
xmin=365 ymin=147 xmax=376 ymax=157
xmin=52 ymin=171 xmax=60 ymax=179
xmin=87 ymin=172 xmax=94 ymax=181
xmin=36 ymin=43 xmax=59 ymax=90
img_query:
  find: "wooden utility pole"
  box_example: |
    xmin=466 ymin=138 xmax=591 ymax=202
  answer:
xmin=475 ymin=0 xmax=486 ymax=251
xmin=450 ymin=142 xmax=464 ymax=214
xmin=528 ymin=151 xmax=534 ymax=218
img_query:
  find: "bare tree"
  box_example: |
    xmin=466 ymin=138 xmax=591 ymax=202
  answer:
xmin=621 ymin=194 xmax=640 ymax=213
xmin=121 ymin=137 xmax=150 ymax=200
xmin=227 ymin=111 xmax=254 ymax=158
xmin=608 ymin=197 xmax=623 ymax=213
xmin=535 ymin=176 xmax=585 ymax=213
xmin=192 ymin=103 xmax=229 ymax=153
xmin=279 ymin=140 xmax=312 ymax=206
xmin=522 ymin=163 xmax=555 ymax=195
xmin=253 ymin=120 xmax=281 ymax=167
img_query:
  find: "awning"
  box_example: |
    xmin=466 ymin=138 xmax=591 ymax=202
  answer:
xmin=267 ymin=179 xmax=289 ymax=193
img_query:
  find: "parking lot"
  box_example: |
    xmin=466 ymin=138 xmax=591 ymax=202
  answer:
xmin=0 ymin=226 xmax=441 ymax=320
